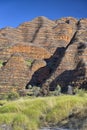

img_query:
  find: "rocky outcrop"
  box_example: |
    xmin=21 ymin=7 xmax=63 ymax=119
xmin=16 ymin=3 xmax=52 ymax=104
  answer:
xmin=0 ymin=53 xmax=30 ymax=92
xmin=0 ymin=16 xmax=87 ymax=93
xmin=41 ymin=18 xmax=87 ymax=91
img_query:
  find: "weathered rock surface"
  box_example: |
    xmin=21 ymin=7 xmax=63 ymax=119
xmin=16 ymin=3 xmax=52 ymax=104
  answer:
xmin=0 ymin=53 xmax=30 ymax=92
xmin=0 ymin=16 xmax=87 ymax=92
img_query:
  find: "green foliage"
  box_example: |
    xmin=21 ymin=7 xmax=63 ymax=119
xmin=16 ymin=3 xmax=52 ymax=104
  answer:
xmin=0 ymin=100 xmax=7 ymax=106
xmin=73 ymin=87 xmax=87 ymax=97
xmin=54 ymin=84 xmax=61 ymax=95
xmin=32 ymin=86 xmax=41 ymax=97
xmin=0 ymin=60 xmax=3 ymax=68
xmin=0 ymin=95 xmax=87 ymax=129
xmin=7 ymin=91 xmax=19 ymax=100
xmin=46 ymin=96 xmax=80 ymax=123
xmin=77 ymin=89 xmax=86 ymax=97
xmin=27 ymin=85 xmax=41 ymax=97
xmin=12 ymin=113 xmax=29 ymax=130
xmin=0 ymin=93 xmax=8 ymax=100
xmin=26 ymin=59 xmax=33 ymax=67
xmin=0 ymin=113 xmax=15 ymax=124
xmin=49 ymin=84 xmax=61 ymax=96
xmin=0 ymin=91 xmax=20 ymax=100
xmin=73 ymin=87 xmax=79 ymax=94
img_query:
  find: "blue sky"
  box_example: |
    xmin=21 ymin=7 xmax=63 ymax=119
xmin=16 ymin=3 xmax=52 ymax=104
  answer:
xmin=0 ymin=0 xmax=87 ymax=28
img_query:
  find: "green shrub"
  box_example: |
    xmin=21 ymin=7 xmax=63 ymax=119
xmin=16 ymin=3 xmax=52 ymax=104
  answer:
xmin=52 ymin=90 xmax=60 ymax=96
xmin=7 ymin=91 xmax=19 ymax=100
xmin=50 ymin=84 xmax=61 ymax=96
xmin=27 ymin=86 xmax=41 ymax=97
xmin=32 ymin=86 xmax=41 ymax=97
xmin=26 ymin=59 xmax=33 ymax=67
xmin=0 ymin=60 xmax=3 ymax=68
xmin=73 ymin=87 xmax=79 ymax=94
xmin=0 ymin=93 xmax=8 ymax=100
xmin=18 ymin=89 xmax=28 ymax=97
xmin=77 ymin=89 xmax=86 ymax=97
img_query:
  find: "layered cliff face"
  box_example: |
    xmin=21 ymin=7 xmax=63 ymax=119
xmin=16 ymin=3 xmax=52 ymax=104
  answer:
xmin=0 ymin=16 xmax=87 ymax=92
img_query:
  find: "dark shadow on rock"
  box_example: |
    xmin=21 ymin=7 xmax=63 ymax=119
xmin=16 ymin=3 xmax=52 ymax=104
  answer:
xmin=49 ymin=60 xmax=86 ymax=92
xmin=26 ymin=47 xmax=66 ymax=88
xmin=26 ymin=30 xmax=79 ymax=90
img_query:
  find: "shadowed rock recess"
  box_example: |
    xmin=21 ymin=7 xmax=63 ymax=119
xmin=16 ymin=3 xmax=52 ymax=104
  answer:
xmin=0 ymin=16 xmax=87 ymax=93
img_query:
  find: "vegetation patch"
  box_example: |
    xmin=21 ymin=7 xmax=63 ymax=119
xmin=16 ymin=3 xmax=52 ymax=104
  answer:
xmin=0 ymin=60 xmax=3 ymax=68
xmin=0 ymin=94 xmax=87 ymax=130
xmin=26 ymin=59 xmax=33 ymax=67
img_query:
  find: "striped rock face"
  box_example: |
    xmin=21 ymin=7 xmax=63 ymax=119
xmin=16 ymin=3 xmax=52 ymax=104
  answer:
xmin=0 ymin=17 xmax=87 ymax=92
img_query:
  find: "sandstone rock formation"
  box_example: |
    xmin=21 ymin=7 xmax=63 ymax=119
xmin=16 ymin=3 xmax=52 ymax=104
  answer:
xmin=0 ymin=16 xmax=87 ymax=93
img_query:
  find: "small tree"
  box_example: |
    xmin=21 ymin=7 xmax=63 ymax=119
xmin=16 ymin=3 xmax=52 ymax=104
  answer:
xmin=73 ymin=87 xmax=79 ymax=95
xmin=56 ymin=84 xmax=61 ymax=95
xmin=53 ymin=84 xmax=61 ymax=96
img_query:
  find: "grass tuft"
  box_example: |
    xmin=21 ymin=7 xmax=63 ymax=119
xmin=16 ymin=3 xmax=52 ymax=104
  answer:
xmin=0 ymin=95 xmax=87 ymax=129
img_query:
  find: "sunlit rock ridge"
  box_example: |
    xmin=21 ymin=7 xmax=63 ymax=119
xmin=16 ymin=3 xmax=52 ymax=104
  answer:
xmin=0 ymin=16 xmax=87 ymax=93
